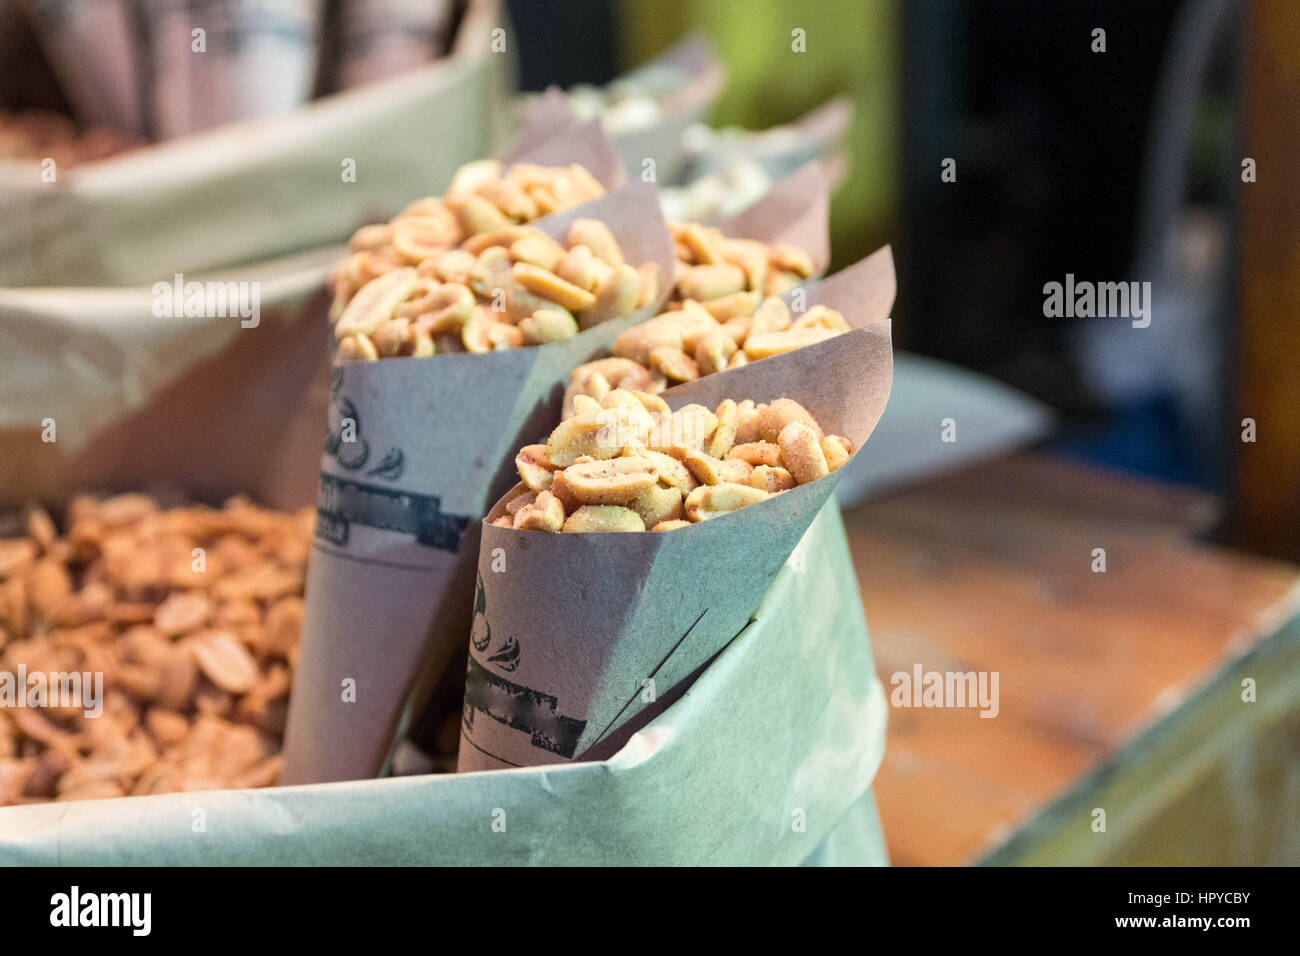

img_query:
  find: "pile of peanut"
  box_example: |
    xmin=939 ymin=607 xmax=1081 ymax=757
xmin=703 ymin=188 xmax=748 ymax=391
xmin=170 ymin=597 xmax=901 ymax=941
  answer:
xmin=330 ymin=160 xmax=605 ymax=316
xmin=334 ymin=216 xmax=660 ymax=360
xmin=0 ymin=494 xmax=312 ymax=805
xmin=497 ymin=393 xmax=852 ymax=532
xmin=561 ymin=223 xmax=842 ymax=406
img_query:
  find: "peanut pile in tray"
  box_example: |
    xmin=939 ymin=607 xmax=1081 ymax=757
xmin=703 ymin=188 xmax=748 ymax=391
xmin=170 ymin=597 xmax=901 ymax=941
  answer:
xmin=0 ymin=495 xmax=312 ymax=804
xmin=498 ymin=393 xmax=852 ymax=532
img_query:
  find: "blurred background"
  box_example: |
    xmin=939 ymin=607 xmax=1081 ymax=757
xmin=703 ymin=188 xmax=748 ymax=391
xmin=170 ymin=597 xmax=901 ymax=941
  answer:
xmin=1 ymin=0 xmax=1296 ymax=864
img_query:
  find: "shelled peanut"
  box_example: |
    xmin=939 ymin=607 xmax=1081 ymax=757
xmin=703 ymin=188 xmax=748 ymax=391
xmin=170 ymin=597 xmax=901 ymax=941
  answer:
xmin=496 ymin=393 xmax=852 ymax=533
xmin=669 ymin=220 xmax=815 ymax=307
xmin=329 ymin=160 xmax=606 ymax=322
xmin=562 ymin=294 xmax=848 ymax=416
xmin=0 ymin=495 xmax=312 ymax=805
xmin=334 ymin=218 xmax=659 ymax=360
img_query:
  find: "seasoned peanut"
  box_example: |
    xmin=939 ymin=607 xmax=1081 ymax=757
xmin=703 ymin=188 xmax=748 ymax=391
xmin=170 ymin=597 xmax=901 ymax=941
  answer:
xmin=684 ymin=483 xmax=770 ymax=522
xmin=501 ymin=395 xmax=844 ymax=532
xmin=328 ymin=163 xmax=660 ymax=358
xmin=0 ymin=495 xmax=311 ymax=805
xmin=561 ymin=457 xmax=658 ymax=505
xmin=821 ymin=434 xmax=853 ymax=471
xmin=562 ymin=506 xmax=645 ymax=533
xmin=778 ymin=422 xmax=830 ymax=484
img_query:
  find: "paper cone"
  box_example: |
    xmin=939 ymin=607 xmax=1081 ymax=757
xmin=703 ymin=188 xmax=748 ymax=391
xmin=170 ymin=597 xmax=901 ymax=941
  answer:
xmin=280 ymin=180 xmax=676 ymax=784
xmin=459 ymin=252 xmax=896 ymax=771
xmin=709 ymin=160 xmax=831 ymax=275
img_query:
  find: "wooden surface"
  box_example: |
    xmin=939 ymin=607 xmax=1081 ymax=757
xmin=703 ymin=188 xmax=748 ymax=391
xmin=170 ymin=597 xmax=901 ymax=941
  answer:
xmin=843 ymin=452 xmax=1300 ymax=866
xmin=1236 ymin=0 xmax=1300 ymax=561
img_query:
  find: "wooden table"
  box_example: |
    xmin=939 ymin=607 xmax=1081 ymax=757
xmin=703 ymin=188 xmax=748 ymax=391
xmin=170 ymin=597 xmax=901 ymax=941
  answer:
xmin=842 ymin=452 xmax=1300 ymax=865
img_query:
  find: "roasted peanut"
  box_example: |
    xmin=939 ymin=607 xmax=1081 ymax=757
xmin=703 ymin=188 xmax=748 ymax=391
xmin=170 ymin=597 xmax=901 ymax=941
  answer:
xmin=684 ymin=483 xmax=770 ymax=522
xmin=562 ymin=506 xmax=645 ymax=533
xmin=778 ymin=422 xmax=830 ymax=484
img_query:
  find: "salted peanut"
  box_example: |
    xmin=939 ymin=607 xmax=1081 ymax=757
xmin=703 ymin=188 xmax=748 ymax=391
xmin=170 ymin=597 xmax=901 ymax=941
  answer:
xmin=750 ymin=465 xmax=797 ymax=493
xmin=334 ymin=329 xmax=374 ymax=360
xmin=726 ymin=350 xmax=749 ymax=370
xmin=673 ymin=221 xmax=724 ymax=265
xmin=513 ymin=491 xmax=565 ymax=532
xmin=460 ymin=306 xmax=495 ymax=353
xmin=683 ymin=449 xmax=728 ymax=485
xmin=792 ymin=304 xmax=851 ymax=333
xmin=448 ymin=192 xmax=511 ymax=236
xmin=637 ymin=262 xmax=660 ymax=307
xmin=769 ymin=242 xmax=815 ymax=278
xmin=613 ymin=315 xmax=685 ymax=365
xmin=392 ymin=214 xmax=459 ymax=263
xmin=750 ymin=296 xmax=792 ymax=335
xmin=571 ymin=394 xmax=602 ymax=417
xmin=702 ymin=291 xmax=760 ymax=322
xmin=490 ymin=515 xmax=514 ymax=528
xmin=717 ymin=458 xmax=754 ymax=484
xmin=676 ymin=263 xmax=746 ymax=302
xmin=562 ymin=457 xmax=658 ymax=505
xmin=405 ymin=282 xmax=476 ymax=334
xmin=627 ymin=482 xmax=684 ymax=528
xmin=693 ymin=327 xmax=737 ymax=377
xmin=190 ymin=631 xmax=258 ymax=694
xmin=562 ymin=369 xmax=611 ymax=418
xmin=766 ymin=269 xmax=804 ymax=296
xmin=547 ymin=413 xmax=618 ymax=466
xmin=154 ymin=591 xmax=210 ymax=636
xmin=569 ymin=219 xmax=625 ymax=268
xmin=510 ymin=232 xmax=566 ymax=271
xmin=577 ymin=357 xmax=655 ymax=393
xmin=733 ymin=399 xmax=761 ymax=443
xmin=721 ymin=238 xmax=770 ymax=292
xmin=348 ymin=223 xmax=392 ymax=252
xmin=757 ymin=398 xmax=824 ymax=443
xmin=684 ymin=483 xmax=770 ymax=522
xmin=727 ymin=441 xmax=782 ymax=467
xmin=630 ymin=448 xmax=697 ymax=494
xmin=512 ymin=262 xmax=597 ymax=311
xmin=335 ymin=267 xmax=419 ymax=337
xmin=652 ymin=520 xmax=691 ymax=532
xmin=649 ymin=346 xmax=699 ymax=383
xmin=505 ymin=491 xmax=537 ymax=516
xmin=519 ymin=308 xmax=579 ymax=345
xmin=474 ymin=179 xmax=538 ymax=221
xmin=633 ymin=390 xmax=670 ymax=415
xmin=370 ymin=318 xmax=415 ymax=358
xmin=719 ymin=316 xmax=752 ymax=346
xmin=563 ymin=506 xmax=645 ymax=533
xmin=744 ymin=326 xmax=839 ymax=359
xmin=779 ymin=422 xmax=830 ymax=485
xmin=424 ymin=248 xmax=477 ymax=284
xmin=649 ymin=404 xmax=718 ymax=455
xmin=579 ymin=264 xmax=642 ymax=329
xmin=487 ymin=323 xmax=524 ymax=351
xmin=447 ymin=158 xmax=503 ymax=194
xmin=457 ymin=223 xmax=527 ymax=254
xmin=556 ymin=244 xmax=607 ymax=292
xmin=705 ymin=399 xmax=740 ymax=458
xmin=821 ymin=435 xmax=853 ymax=471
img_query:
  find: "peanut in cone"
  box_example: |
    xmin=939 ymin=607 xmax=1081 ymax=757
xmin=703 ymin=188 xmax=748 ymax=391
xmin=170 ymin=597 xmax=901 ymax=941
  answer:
xmin=280 ymin=180 xmax=676 ymax=785
xmin=459 ymin=254 xmax=895 ymax=772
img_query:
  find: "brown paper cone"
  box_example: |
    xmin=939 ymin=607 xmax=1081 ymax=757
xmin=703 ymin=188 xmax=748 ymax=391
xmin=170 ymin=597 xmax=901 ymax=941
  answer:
xmin=710 ymin=160 xmax=831 ymax=275
xmin=280 ymin=180 xmax=676 ymax=784
xmin=459 ymin=252 xmax=896 ymax=772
